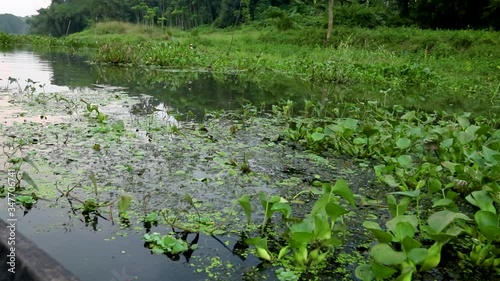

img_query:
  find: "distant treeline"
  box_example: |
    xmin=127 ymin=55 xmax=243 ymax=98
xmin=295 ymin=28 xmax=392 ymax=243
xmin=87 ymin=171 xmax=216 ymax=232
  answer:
xmin=0 ymin=14 xmax=29 ymax=34
xmin=27 ymin=0 xmax=500 ymax=36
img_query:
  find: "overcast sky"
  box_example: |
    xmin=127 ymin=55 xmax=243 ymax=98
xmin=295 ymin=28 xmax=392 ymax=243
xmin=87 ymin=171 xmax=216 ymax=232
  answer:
xmin=0 ymin=0 xmax=51 ymax=17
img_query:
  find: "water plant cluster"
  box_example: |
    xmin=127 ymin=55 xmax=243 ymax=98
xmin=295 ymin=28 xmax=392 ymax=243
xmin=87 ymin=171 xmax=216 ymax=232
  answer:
xmin=275 ymin=100 xmax=500 ymax=279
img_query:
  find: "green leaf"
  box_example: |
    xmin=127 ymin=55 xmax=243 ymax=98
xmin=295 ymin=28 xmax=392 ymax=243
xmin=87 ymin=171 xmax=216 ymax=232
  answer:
xmin=440 ymin=138 xmax=454 ymax=149
xmin=457 ymin=131 xmax=474 ymax=145
xmin=401 ymin=236 xmax=422 ymax=253
xmin=420 ymin=242 xmax=443 ymax=272
xmin=325 ymin=202 xmax=348 ymax=222
xmin=270 ymin=202 xmax=292 ymax=218
xmin=394 ymin=222 xmax=416 ymax=241
xmin=483 ymin=146 xmax=500 ymax=164
xmin=363 ymin=221 xmax=393 ymax=243
xmin=370 ymin=243 xmax=406 ymax=265
xmin=118 ymin=194 xmax=132 ymax=214
xmin=383 ymin=175 xmax=400 ymax=188
xmin=370 ymin=260 xmax=397 ymax=279
xmin=457 ymin=116 xmax=470 ymax=129
xmin=22 ymin=156 xmax=39 ymax=172
xmin=238 ymin=194 xmax=252 ymax=224
xmin=310 ymin=132 xmax=324 ymax=142
xmin=396 ymin=155 xmax=412 ymax=169
xmin=353 ymin=138 xmax=366 ymax=145
xmin=428 ymin=178 xmax=442 ymax=193
xmin=396 ymin=138 xmax=411 ymax=150
xmin=278 ymin=246 xmax=290 ymax=260
xmin=466 ymin=190 xmax=496 ymax=213
xmin=427 ymin=210 xmax=470 ymax=234
xmin=291 ymin=232 xmax=315 ymax=245
xmin=389 ymin=190 xmax=421 ymax=198
xmin=409 ymin=248 xmax=428 ymax=264
xmin=475 ymin=211 xmax=500 ymax=241
xmin=21 ymin=172 xmax=38 ymax=190
xmin=331 ymin=179 xmax=355 ymax=206
xmin=386 ymin=215 xmax=418 ymax=234
xmin=355 ymin=264 xmax=375 ymax=281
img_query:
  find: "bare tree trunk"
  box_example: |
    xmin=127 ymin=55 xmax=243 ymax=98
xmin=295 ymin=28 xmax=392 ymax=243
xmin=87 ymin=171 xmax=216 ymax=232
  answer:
xmin=326 ymin=0 xmax=334 ymax=43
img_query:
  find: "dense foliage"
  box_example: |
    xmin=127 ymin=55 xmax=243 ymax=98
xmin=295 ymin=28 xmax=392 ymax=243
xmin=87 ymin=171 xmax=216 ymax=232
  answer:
xmin=0 ymin=14 xmax=29 ymax=34
xmin=27 ymin=0 xmax=500 ymax=36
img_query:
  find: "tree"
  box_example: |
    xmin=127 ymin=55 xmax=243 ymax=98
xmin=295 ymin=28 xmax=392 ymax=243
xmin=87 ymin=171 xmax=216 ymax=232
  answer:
xmin=326 ymin=0 xmax=334 ymax=43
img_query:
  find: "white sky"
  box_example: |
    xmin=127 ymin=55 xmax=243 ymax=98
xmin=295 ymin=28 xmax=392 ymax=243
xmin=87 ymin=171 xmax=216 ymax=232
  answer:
xmin=0 ymin=0 xmax=51 ymax=17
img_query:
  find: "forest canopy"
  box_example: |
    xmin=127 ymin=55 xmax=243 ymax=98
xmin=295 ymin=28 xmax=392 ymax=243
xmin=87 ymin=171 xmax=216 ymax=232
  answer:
xmin=27 ymin=0 xmax=500 ymax=36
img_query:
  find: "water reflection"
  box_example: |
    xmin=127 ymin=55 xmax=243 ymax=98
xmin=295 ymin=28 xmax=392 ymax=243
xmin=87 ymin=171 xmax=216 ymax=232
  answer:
xmin=1 ymin=48 xmax=315 ymax=119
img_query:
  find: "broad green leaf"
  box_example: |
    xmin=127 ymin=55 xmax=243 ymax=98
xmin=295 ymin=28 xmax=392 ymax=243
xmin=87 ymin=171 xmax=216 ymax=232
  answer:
xmin=397 ymin=155 xmax=412 ymax=169
xmin=428 ymin=178 xmax=442 ymax=193
xmin=366 ymin=228 xmax=393 ymax=244
xmin=475 ymin=211 xmax=500 ymax=241
xmin=432 ymin=198 xmax=454 ymax=207
xmin=291 ymin=232 xmax=315 ymax=245
xmin=466 ymin=191 xmax=496 ymax=213
xmin=409 ymin=248 xmax=428 ymax=264
xmin=238 ymin=194 xmax=252 ymax=223
xmin=342 ymin=118 xmax=359 ymax=132
xmin=363 ymin=221 xmax=393 ymax=243
xmin=21 ymin=172 xmax=38 ymax=190
xmin=420 ymin=243 xmax=442 ymax=272
xmin=270 ymin=202 xmax=291 ymax=218
xmin=394 ymin=222 xmax=416 ymax=241
xmin=427 ymin=210 xmax=470 ymax=234
xmin=483 ymin=146 xmax=500 ymax=164
xmin=386 ymin=215 xmax=418 ymax=234
xmin=402 ymin=236 xmax=422 ymax=253
xmin=355 ymin=264 xmax=375 ymax=281
xmin=383 ymin=175 xmax=399 ymax=188
xmin=311 ymin=132 xmax=324 ymax=142
xmin=475 ymin=210 xmax=499 ymax=227
xmin=314 ymin=214 xmax=331 ymax=240
xmin=440 ymin=138 xmax=454 ymax=149
xmin=457 ymin=116 xmax=470 ymax=129
xmin=370 ymin=260 xmax=397 ymax=279
xmin=457 ymin=131 xmax=474 ymax=145
xmin=396 ymin=138 xmax=411 ymax=150
xmin=325 ymin=202 xmax=348 ymax=222
xmin=353 ymin=138 xmax=367 ymax=145
xmin=395 ymin=266 xmax=414 ymax=281
xmin=331 ymin=179 xmax=355 ymax=206
xmin=370 ymin=243 xmax=406 ymax=265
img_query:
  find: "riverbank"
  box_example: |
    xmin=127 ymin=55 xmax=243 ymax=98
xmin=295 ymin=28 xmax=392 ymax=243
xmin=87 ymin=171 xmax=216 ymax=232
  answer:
xmin=1 ymin=22 xmax=499 ymax=116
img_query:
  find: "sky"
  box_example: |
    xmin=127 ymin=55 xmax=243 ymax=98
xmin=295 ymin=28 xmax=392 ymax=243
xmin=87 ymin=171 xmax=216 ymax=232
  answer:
xmin=0 ymin=0 xmax=51 ymax=17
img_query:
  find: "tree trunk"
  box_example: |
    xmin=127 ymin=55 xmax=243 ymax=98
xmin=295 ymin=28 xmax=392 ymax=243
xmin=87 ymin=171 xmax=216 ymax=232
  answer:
xmin=326 ymin=0 xmax=334 ymax=43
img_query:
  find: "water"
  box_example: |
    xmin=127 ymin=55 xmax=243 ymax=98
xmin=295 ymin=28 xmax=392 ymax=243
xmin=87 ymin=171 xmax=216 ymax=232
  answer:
xmin=0 ymin=48 xmax=280 ymax=281
xmin=0 ymin=48 xmax=314 ymax=118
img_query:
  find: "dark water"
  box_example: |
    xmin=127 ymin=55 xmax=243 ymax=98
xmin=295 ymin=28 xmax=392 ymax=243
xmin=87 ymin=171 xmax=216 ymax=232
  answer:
xmin=0 ymin=48 xmax=316 ymax=119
